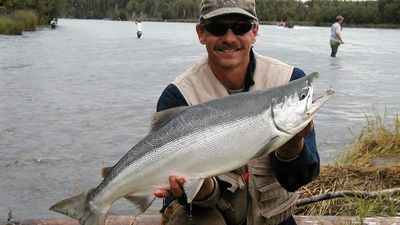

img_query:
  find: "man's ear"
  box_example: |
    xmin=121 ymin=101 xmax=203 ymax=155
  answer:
xmin=251 ymin=22 xmax=259 ymax=44
xmin=196 ymin=24 xmax=206 ymax=45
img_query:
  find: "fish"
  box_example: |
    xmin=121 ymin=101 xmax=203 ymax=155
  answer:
xmin=50 ymin=72 xmax=334 ymax=225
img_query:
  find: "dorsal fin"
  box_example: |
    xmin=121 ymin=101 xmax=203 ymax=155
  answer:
xmin=150 ymin=106 xmax=188 ymax=131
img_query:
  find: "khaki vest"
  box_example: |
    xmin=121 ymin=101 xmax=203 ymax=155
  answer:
xmin=172 ymin=52 xmax=298 ymax=225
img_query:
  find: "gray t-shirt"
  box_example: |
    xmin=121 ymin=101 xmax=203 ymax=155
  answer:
xmin=330 ymin=22 xmax=342 ymax=43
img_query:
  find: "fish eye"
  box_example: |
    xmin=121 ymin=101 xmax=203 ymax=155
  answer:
xmin=299 ymin=88 xmax=309 ymax=100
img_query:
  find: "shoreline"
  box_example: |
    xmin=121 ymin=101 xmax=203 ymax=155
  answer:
xmin=3 ymin=215 xmax=400 ymax=225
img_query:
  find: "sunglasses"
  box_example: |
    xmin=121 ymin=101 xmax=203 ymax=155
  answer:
xmin=201 ymin=21 xmax=256 ymax=36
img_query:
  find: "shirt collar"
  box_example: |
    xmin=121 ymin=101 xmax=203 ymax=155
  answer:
xmin=243 ymin=48 xmax=256 ymax=92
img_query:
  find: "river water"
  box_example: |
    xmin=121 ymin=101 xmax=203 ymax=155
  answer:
xmin=1 ymin=19 xmax=399 ymax=220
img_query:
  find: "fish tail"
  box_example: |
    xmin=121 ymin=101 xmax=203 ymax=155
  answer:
xmin=49 ymin=189 xmax=108 ymax=225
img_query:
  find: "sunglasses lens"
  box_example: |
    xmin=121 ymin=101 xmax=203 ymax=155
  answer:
xmin=202 ymin=23 xmax=228 ymax=36
xmin=232 ymin=22 xmax=254 ymax=35
xmin=202 ymin=21 xmax=254 ymax=36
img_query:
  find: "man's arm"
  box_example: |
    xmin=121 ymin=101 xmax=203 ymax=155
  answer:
xmin=336 ymin=32 xmax=344 ymax=44
xmin=156 ymin=84 xmax=188 ymax=111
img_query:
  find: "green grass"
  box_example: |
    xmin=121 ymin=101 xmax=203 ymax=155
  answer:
xmin=338 ymin=111 xmax=400 ymax=166
xmin=296 ymin=111 xmax=400 ymax=217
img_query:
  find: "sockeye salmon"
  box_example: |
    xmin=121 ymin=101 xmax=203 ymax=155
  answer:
xmin=50 ymin=72 xmax=334 ymax=225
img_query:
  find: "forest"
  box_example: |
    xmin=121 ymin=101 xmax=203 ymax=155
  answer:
xmin=1 ymin=0 xmax=400 ymax=26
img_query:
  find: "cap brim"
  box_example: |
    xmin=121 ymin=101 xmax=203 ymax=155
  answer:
xmin=202 ymin=7 xmax=258 ymax=20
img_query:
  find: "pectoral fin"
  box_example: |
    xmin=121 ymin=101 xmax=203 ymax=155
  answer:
xmin=183 ymin=178 xmax=205 ymax=203
xmin=251 ymin=136 xmax=279 ymax=159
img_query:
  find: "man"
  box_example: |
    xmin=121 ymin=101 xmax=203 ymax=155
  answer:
xmin=134 ymin=16 xmax=143 ymax=38
xmin=154 ymin=0 xmax=320 ymax=224
xmin=50 ymin=18 xmax=57 ymax=29
xmin=330 ymin=15 xmax=345 ymax=57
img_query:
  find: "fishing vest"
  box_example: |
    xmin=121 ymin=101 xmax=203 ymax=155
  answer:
xmin=172 ymin=52 xmax=298 ymax=225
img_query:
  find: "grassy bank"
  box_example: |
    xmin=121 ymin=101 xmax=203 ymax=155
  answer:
xmin=0 ymin=10 xmax=38 ymax=35
xmin=296 ymin=112 xmax=400 ymax=218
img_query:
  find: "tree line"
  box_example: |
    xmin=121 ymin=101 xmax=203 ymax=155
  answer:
xmin=1 ymin=0 xmax=399 ymax=26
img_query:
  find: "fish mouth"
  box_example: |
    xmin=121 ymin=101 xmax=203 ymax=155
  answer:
xmin=304 ymin=88 xmax=335 ymax=119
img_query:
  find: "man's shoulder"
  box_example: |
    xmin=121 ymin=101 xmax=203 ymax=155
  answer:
xmin=253 ymin=51 xmax=292 ymax=68
xmin=332 ymin=22 xmax=341 ymax=29
xmin=251 ymin=51 xmax=295 ymax=90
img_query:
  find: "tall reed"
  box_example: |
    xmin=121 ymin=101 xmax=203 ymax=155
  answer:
xmin=296 ymin=112 xmax=400 ymax=217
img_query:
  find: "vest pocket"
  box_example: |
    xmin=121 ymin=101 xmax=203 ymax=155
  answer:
xmin=257 ymin=182 xmax=298 ymax=219
xmin=259 ymin=182 xmax=282 ymax=201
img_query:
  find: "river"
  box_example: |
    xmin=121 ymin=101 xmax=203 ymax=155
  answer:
xmin=0 ymin=19 xmax=399 ymax=220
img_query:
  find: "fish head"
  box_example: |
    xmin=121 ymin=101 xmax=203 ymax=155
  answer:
xmin=271 ymin=72 xmax=334 ymax=135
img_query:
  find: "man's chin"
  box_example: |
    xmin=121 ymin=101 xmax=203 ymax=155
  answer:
xmin=217 ymin=60 xmax=241 ymax=69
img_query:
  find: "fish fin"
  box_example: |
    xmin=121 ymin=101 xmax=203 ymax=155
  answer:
xmin=183 ymin=178 xmax=205 ymax=203
xmin=150 ymin=106 xmax=188 ymax=131
xmin=124 ymin=195 xmax=156 ymax=214
xmin=101 ymin=166 xmax=112 ymax=178
xmin=49 ymin=189 xmax=109 ymax=225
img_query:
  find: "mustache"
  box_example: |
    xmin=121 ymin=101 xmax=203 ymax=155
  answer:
xmin=216 ymin=42 xmax=240 ymax=50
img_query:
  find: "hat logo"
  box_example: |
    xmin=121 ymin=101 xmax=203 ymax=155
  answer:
xmin=221 ymin=0 xmax=237 ymax=7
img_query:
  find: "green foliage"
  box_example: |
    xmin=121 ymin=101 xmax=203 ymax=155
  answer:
xmin=14 ymin=9 xmax=37 ymax=31
xmin=1 ymin=0 xmax=400 ymax=25
xmin=0 ymin=15 xmax=23 ymax=34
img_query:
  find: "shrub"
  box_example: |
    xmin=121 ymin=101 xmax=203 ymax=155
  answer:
xmin=13 ymin=10 xmax=38 ymax=31
xmin=0 ymin=10 xmax=38 ymax=35
xmin=0 ymin=15 xmax=23 ymax=35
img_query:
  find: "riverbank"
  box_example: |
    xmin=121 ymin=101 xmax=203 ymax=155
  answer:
xmin=296 ymin=113 xmax=400 ymax=219
xmin=3 ymin=215 xmax=400 ymax=225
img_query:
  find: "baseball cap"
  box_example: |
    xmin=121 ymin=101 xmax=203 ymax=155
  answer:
xmin=199 ymin=0 xmax=258 ymax=21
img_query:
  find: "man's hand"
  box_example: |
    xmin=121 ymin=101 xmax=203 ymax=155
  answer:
xmin=154 ymin=175 xmax=186 ymax=198
xmin=275 ymin=121 xmax=313 ymax=160
xmin=101 ymin=167 xmax=215 ymax=201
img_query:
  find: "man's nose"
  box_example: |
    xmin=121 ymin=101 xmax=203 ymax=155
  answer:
xmin=221 ymin=28 xmax=237 ymax=41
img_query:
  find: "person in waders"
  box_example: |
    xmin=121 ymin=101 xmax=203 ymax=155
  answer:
xmin=134 ymin=16 xmax=143 ymax=39
xmin=330 ymin=15 xmax=345 ymax=57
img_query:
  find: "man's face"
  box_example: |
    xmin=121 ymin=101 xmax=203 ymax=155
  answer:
xmin=196 ymin=15 xmax=258 ymax=71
